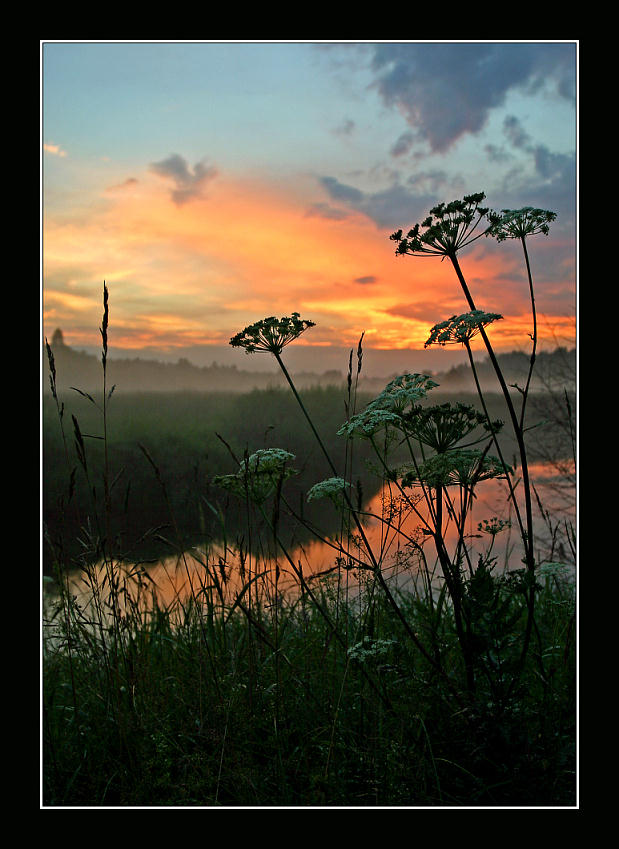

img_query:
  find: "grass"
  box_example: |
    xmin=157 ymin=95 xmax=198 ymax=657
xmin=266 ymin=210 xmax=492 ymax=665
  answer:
xmin=43 ymin=557 xmax=575 ymax=806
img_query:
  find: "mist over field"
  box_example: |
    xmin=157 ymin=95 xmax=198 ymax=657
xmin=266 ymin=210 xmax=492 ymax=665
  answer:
xmin=44 ymin=331 xmax=575 ymax=396
xmin=72 ymin=341 xmax=472 ymax=377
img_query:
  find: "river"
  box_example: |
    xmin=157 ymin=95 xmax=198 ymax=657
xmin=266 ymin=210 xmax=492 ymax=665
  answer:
xmin=44 ymin=460 xmax=575 ymax=625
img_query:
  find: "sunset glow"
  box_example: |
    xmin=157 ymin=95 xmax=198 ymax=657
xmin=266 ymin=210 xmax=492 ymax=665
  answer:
xmin=42 ymin=41 xmax=577 ymax=365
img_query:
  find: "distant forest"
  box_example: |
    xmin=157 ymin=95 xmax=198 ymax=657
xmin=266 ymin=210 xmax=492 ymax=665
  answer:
xmin=43 ymin=328 xmax=576 ymax=396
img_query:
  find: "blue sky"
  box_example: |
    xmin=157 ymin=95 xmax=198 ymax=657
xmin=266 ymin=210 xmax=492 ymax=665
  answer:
xmin=42 ymin=41 xmax=577 ymax=367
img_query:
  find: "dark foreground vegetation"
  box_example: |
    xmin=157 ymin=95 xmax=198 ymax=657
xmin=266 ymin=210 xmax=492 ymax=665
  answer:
xmin=43 ymin=566 xmax=575 ymax=806
xmin=43 ymin=195 xmax=576 ymax=807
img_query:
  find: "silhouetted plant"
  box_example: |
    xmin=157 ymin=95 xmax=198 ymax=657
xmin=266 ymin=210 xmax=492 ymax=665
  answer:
xmin=390 ymin=193 xmax=560 ymax=683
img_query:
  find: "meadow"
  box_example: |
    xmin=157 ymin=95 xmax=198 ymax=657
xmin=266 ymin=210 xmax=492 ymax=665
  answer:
xmin=42 ymin=197 xmax=576 ymax=807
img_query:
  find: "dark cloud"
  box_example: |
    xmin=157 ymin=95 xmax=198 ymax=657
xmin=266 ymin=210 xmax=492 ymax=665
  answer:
xmin=492 ymin=118 xmax=576 ymax=230
xmin=503 ymin=115 xmax=532 ymax=150
xmin=483 ymin=143 xmax=512 ymax=164
xmin=368 ymin=43 xmax=576 ymax=153
xmin=318 ymin=176 xmax=364 ymax=205
xmin=149 ymin=153 xmax=218 ymax=205
xmin=353 ymin=275 xmax=377 ymax=285
xmin=318 ymin=174 xmax=436 ymax=229
xmin=390 ymin=131 xmax=416 ymax=157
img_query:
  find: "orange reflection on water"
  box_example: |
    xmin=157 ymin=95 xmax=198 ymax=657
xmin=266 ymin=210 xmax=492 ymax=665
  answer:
xmin=55 ymin=461 xmax=574 ymax=620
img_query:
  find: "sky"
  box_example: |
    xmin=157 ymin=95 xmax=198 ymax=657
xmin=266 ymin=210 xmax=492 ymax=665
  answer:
xmin=42 ymin=40 xmax=577 ymax=373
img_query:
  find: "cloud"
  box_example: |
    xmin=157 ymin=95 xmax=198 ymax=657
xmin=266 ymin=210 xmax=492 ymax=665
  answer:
xmin=390 ymin=131 xmax=416 ymax=157
xmin=353 ymin=275 xmax=377 ymax=285
xmin=384 ymin=301 xmax=460 ymax=322
xmin=318 ymin=174 xmax=435 ymax=229
xmin=483 ymin=143 xmax=512 ymax=164
xmin=106 ymin=177 xmax=139 ymax=193
xmin=44 ymin=142 xmax=67 ymax=157
xmin=491 ymin=114 xmax=576 ymax=226
xmin=503 ymin=115 xmax=532 ymax=150
xmin=318 ymin=176 xmax=364 ymax=205
xmin=149 ymin=153 xmax=218 ymax=205
xmin=304 ymin=202 xmax=351 ymax=221
xmin=333 ymin=118 xmax=356 ymax=137
xmin=367 ymin=43 xmax=576 ymax=153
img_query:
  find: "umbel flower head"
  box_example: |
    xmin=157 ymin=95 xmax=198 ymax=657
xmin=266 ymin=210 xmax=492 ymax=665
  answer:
xmin=401 ymin=449 xmax=511 ymax=489
xmin=229 ymin=313 xmax=315 ymax=355
xmin=390 ymin=192 xmax=489 ymax=259
xmin=307 ymin=476 xmax=351 ymax=504
xmin=338 ymin=373 xmax=439 ymax=440
xmin=485 ymin=207 xmax=557 ymax=242
xmin=425 ymin=311 xmax=503 ymax=348
xmin=337 ymin=408 xmax=402 ymax=440
xmin=213 ymin=448 xmax=297 ymax=504
xmin=401 ymin=401 xmax=503 ymax=454
xmin=365 ymin=373 xmax=439 ymax=414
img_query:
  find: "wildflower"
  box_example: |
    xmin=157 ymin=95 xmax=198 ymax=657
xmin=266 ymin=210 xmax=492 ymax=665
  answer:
xmin=348 ymin=636 xmax=396 ymax=663
xmin=536 ymin=561 xmax=570 ymax=580
xmin=485 ymin=207 xmax=557 ymax=242
xmin=239 ymin=448 xmax=297 ymax=477
xmin=389 ymin=192 xmax=489 ymax=259
xmin=213 ymin=448 xmax=297 ymax=504
xmin=229 ymin=313 xmax=315 ymax=355
xmin=366 ymin=372 xmax=439 ymax=414
xmin=478 ymin=516 xmax=512 ymax=536
xmin=307 ymin=476 xmax=351 ymax=504
xmin=402 ymin=402 xmax=503 ymax=453
xmin=211 ymin=473 xmax=247 ymax=499
xmin=401 ymin=449 xmax=511 ymax=489
xmin=424 ymin=311 xmax=503 ymax=348
xmin=337 ymin=408 xmax=402 ymax=439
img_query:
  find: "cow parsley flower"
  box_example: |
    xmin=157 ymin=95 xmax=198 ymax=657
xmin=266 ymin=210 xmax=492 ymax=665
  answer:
xmin=366 ymin=373 xmax=439 ymax=414
xmin=348 ymin=636 xmax=396 ymax=663
xmin=424 ymin=311 xmax=503 ymax=348
xmin=478 ymin=516 xmax=512 ymax=536
xmin=485 ymin=207 xmax=557 ymax=242
xmin=213 ymin=448 xmax=297 ymax=504
xmin=307 ymin=476 xmax=351 ymax=504
xmin=229 ymin=313 xmax=315 ymax=355
xmin=390 ymin=193 xmax=489 ymax=259
xmin=239 ymin=448 xmax=297 ymax=477
xmin=402 ymin=402 xmax=503 ymax=454
xmin=402 ymin=450 xmax=511 ymax=489
xmin=337 ymin=408 xmax=403 ymax=439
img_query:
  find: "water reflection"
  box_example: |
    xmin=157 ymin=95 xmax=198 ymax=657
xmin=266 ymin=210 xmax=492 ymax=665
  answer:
xmin=48 ymin=461 xmax=575 ymax=619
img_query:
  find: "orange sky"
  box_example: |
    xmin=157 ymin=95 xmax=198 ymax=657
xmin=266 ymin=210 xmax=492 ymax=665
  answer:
xmin=42 ymin=169 xmax=575 ymax=357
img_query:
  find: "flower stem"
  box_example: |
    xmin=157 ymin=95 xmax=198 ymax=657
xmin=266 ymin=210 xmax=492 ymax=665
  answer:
xmin=518 ymin=235 xmax=537 ymax=430
xmin=449 ymin=253 xmax=538 ymax=680
xmin=273 ymin=351 xmax=462 ymax=699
